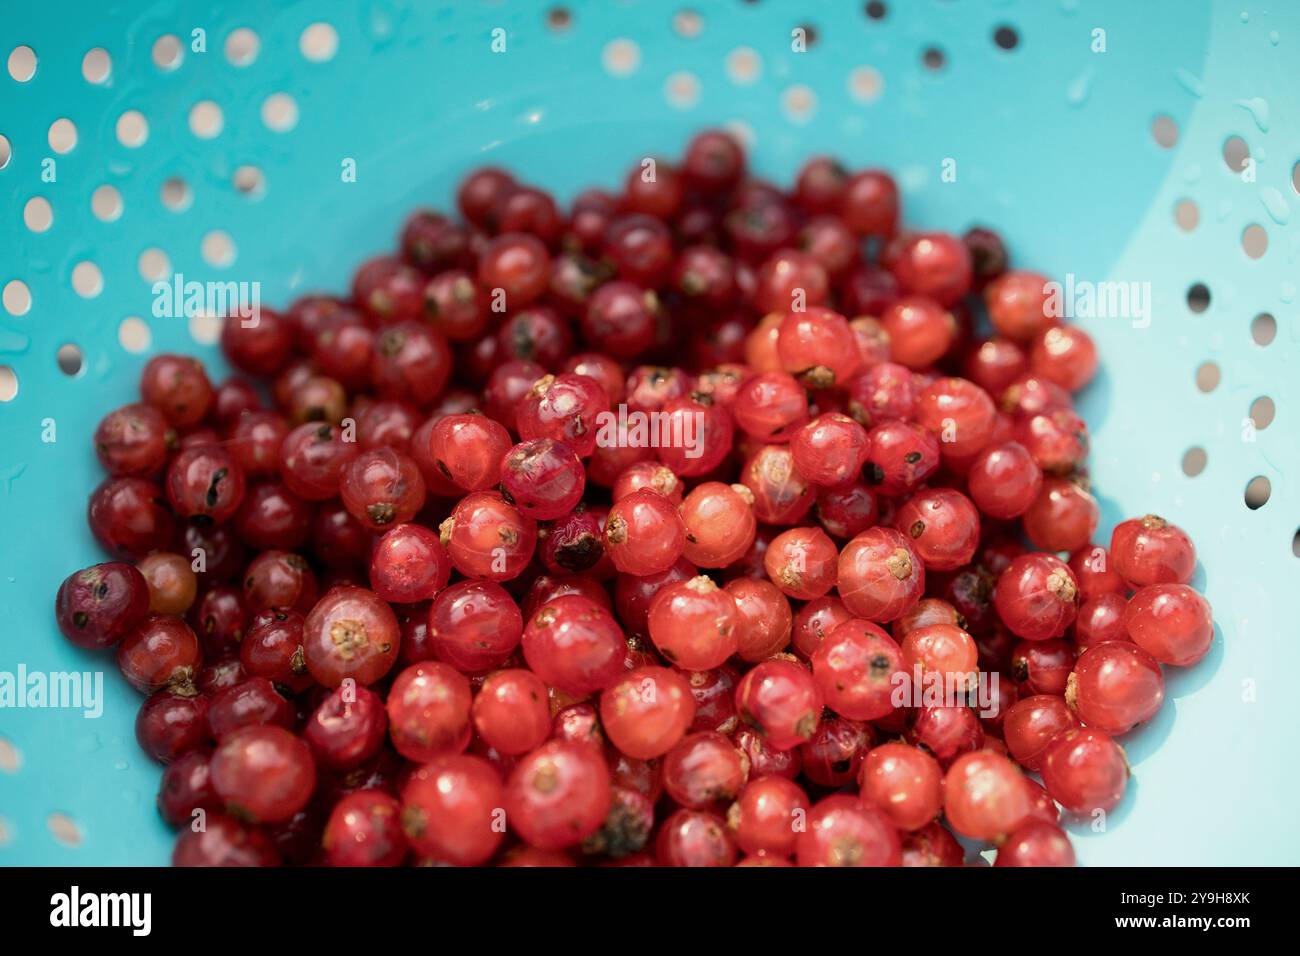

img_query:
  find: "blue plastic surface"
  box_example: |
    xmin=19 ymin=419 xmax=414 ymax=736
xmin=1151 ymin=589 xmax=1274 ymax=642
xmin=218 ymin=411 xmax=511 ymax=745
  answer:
xmin=0 ymin=0 xmax=1296 ymax=865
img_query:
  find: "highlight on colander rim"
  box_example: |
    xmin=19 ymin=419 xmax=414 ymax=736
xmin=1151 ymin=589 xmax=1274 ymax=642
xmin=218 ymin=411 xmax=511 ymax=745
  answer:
xmin=0 ymin=0 xmax=1295 ymax=906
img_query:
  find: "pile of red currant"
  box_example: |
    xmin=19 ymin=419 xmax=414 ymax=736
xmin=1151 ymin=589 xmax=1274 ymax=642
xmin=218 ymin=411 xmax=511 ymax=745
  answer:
xmin=54 ymin=129 xmax=1214 ymax=866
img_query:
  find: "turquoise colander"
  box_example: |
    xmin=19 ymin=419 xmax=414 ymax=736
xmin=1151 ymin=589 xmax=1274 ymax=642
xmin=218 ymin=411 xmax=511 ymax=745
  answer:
xmin=1 ymin=0 xmax=1296 ymax=865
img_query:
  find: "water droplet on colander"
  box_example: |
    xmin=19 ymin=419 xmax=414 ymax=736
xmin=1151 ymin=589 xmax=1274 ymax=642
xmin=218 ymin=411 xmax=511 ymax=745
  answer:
xmin=1174 ymin=68 xmax=1204 ymax=98
xmin=1268 ymin=30 xmax=1279 ymax=45
xmin=1065 ymin=69 xmax=1092 ymax=107
xmin=1234 ymin=97 xmax=1269 ymax=132
xmin=1259 ymin=187 xmax=1290 ymax=224
xmin=114 ymin=759 xmax=129 ymax=771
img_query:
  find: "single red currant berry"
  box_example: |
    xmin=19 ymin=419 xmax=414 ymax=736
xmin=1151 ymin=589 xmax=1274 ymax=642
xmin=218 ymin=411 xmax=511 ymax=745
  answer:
xmin=242 ymin=550 xmax=317 ymax=614
xmin=206 ymin=676 xmax=294 ymax=739
xmin=1040 ymin=727 xmax=1129 ymax=814
xmin=792 ymin=595 xmax=854 ymax=661
xmin=505 ymin=740 xmax=612 ymax=850
xmin=837 ymin=526 xmax=925 ymax=622
xmin=915 ymin=376 xmax=997 ymax=461
xmin=135 ymin=686 xmax=210 ymax=763
xmin=776 ymin=306 xmax=860 ymax=388
xmin=1010 ymin=638 xmax=1074 ymax=695
xmin=439 ymin=491 xmax=538 ymax=581
xmin=735 ymin=659 xmax=823 ymax=751
xmin=56 ymin=562 xmax=150 ymax=649
xmin=790 ymin=413 xmax=870 ymax=489
xmin=303 ymin=684 xmax=388 ymax=771
xmin=811 ymin=618 xmax=903 ymax=721
xmin=171 ymin=812 xmax=280 ymax=867
xmin=906 ymin=705 xmax=986 ymax=766
xmin=900 ymin=821 xmax=965 ymax=867
xmin=800 ymin=716 xmax=873 ymax=788
xmin=117 ymin=615 xmax=202 ymax=693
xmin=322 ymin=791 xmax=407 ymax=867
xmin=402 ymin=754 xmax=505 ymax=865
xmin=859 ymin=742 xmax=944 ymax=831
xmin=1067 ymin=641 xmax=1165 ymax=735
xmin=881 ymin=296 xmax=956 ymax=370
xmin=156 ymin=748 xmax=218 ymax=825
xmin=603 ymin=489 xmax=686 ymax=576
xmin=1110 ymin=514 xmax=1196 ymax=587
xmin=386 ymin=662 xmax=473 ymax=762
xmin=426 ymin=413 xmax=511 ymax=495
xmin=901 ymin=623 xmax=979 ymax=689
xmin=517 ymin=373 xmax=609 ymax=458
xmin=232 ymin=482 xmax=312 ymax=552
xmin=582 ymin=281 xmax=660 ymax=359
xmin=94 ymin=402 xmax=171 ymax=477
xmin=994 ymin=553 xmax=1079 ymax=640
xmin=656 ymin=809 xmax=738 ymax=867
xmin=338 ymin=447 xmax=425 ymax=531
xmin=727 ymin=776 xmax=808 ymax=857
xmin=741 ymin=444 xmax=815 ymax=525
xmin=732 ymin=371 xmax=810 ymax=441
xmin=888 ymin=232 xmax=972 ymax=307
xmin=278 ymin=422 xmax=359 ymax=502
xmin=368 ymin=523 xmax=450 ymax=604
xmin=1029 ymin=325 xmax=1097 ymax=393
xmin=140 ymin=354 xmax=214 ymax=428
xmin=1123 ymin=584 xmax=1213 ymax=666
xmin=679 ymin=482 xmax=757 ymax=568
xmin=236 ymin=610 xmax=308 ymax=691
xmin=655 ymin=394 xmax=735 ymax=478
xmin=796 ymin=794 xmax=901 ymax=867
xmin=726 ymin=578 xmax=794 ymax=662
xmin=895 ymin=488 xmax=981 ymax=572
xmin=522 ymin=594 xmax=627 ymax=695
xmin=478 ymin=232 xmax=551 ymax=306
xmin=815 ymin=481 xmax=880 ymax=541
xmin=473 ymin=669 xmax=550 ymax=756
xmin=210 ymin=724 xmax=315 ymax=823
xmin=303 ymin=585 xmax=400 ymax=687
xmin=1003 ymin=694 xmax=1078 ymax=771
xmin=663 ymin=731 xmax=749 ymax=808
xmin=764 ymin=526 xmax=838 ymax=600
xmin=967 ymin=441 xmax=1043 ymax=519
xmin=942 ymin=750 xmax=1031 ymax=841
xmin=1022 ymin=477 xmax=1100 ymax=554
xmin=985 ymin=270 xmax=1056 ymax=343
xmin=499 ymin=439 xmax=585 ymax=520
xmin=647 ymin=575 xmax=743 ymax=670
xmin=601 ymin=666 xmax=696 ymax=760
xmin=863 ymin=421 xmax=940 ymax=496
xmin=1074 ymin=592 xmax=1131 ymax=649
xmin=166 ymin=445 xmax=246 ymax=525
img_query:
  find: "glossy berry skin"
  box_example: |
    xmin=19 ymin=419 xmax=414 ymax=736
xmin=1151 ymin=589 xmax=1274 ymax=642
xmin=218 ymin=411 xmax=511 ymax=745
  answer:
xmin=726 ymin=578 xmax=793 ymax=661
xmin=901 ymin=821 xmax=965 ymax=867
xmin=741 ymin=445 xmax=815 ymax=525
xmin=94 ymin=402 xmax=171 ymax=477
xmin=1069 ymin=545 xmax=1126 ymax=602
xmin=735 ymin=659 xmax=823 ymax=751
xmin=1040 ymin=727 xmax=1129 ymax=814
xmin=679 ymin=482 xmax=757 ymax=568
xmin=906 ymin=705 xmax=986 ymax=766
xmin=426 ymin=414 xmax=511 ymax=492
xmin=1074 ymin=593 xmax=1131 ymax=649
xmin=140 ymin=354 xmax=214 ymax=428
xmin=523 ymin=594 xmax=626 ymax=695
xmin=790 ymin=413 xmax=870 ymax=488
xmin=967 ymin=442 xmax=1042 ymax=519
xmin=763 ymin=527 xmax=837 ymax=600
xmin=727 ymin=776 xmax=808 ymax=857
xmin=428 ymin=580 xmax=523 ymax=672
xmin=386 ymin=662 xmax=473 ymax=762
xmin=323 ymin=791 xmax=407 ymax=867
xmin=859 ymin=742 xmax=944 ymax=831
xmin=657 ymin=809 xmax=738 ymax=867
xmin=1124 ymin=584 xmax=1213 ymax=666
xmin=811 ymin=618 xmax=903 ymax=721
xmin=994 ymin=554 xmax=1079 ymax=640
xmin=242 ymin=551 xmax=317 ymax=615
xmin=985 ymin=271 xmax=1056 ymax=343
xmin=207 ymin=676 xmax=294 ymax=739
xmin=663 ymin=731 xmax=749 ymax=808
xmin=338 ymin=447 xmax=426 ymax=531
xmin=995 ymin=819 xmax=1076 ymax=867
xmin=135 ymin=687 xmax=210 ymax=763
xmin=582 ymin=281 xmax=659 ymax=359
xmin=302 ymin=585 xmax=400 ymax=687
xmin=732 ymin=371 xmax=810 ymax=442
xmin=1022 ymin=478 xmax=1100 ymax=554
xmin=1068 ymin=642 xmax=1165 ymax=735
xmin=796 ymin=795 xmax=901 ymax=867
xmin=776 ymin=307 xmax=860 ymax=388
xmin=613 ymin=557 xmax=696 ymax=636
xmin=792 ymin=595 xmax=854 ymax=661
xmin=499 ymin=439 xmax=585 ymax=520
xmin=210 ymin=725 xmax=315 ymax=824
xmin=172 ymin=813 xmax=280 ymax=867
xmin=916 ymin=376 xmax=997 ymax=462
xmin=439 ymin=491 xmax=537 ymax=582
xmin=601 ymin=666 xmax=696 ymax=759
xmin=902 ymin=623 xmax=979 ymax=688
xmin=473 ymin=669 xmax=550 ymax=756
xmin=1029 ymin=325 xmax=1097 ymax=393
xmin=166 ymin=446 xmax=246 ymax=525
xmin=863 ymin=421 xmax=939 ymax=496
xmin=840 ymin=170 xmax=899 ymax=238
xmin=401 ymin=754 xmax=505 ymax=865
xmin=516 ymin=373 xmax=608 ymax=459
xmin=943 ymin=750 xmax=1031 ymax=841
xmin=800 ymin=717 xmax=872 ymax=788
xmin=604 ymin=489 xmax=686 ymax=576
xmin=56 ymin=562 xmax=150 ymax=649
xmin=232 ymin=482 xmax=312 ymax=552
xmin=117 ymin=615 xmax=202 ymax=693
xmin=539 ymin=507 xmax=606 ymax=575
xmin=896 ymin=488 xmax=981 ymax=572
xmin=1003 ymin=695 xmax=1078 ymax=771
xmin=846 ymin=362 xmax=917 ymax=426
xmin=302 ymin=684 xmax=388 ymax=770
xmin=837 ymin=527 xmax=925 ymax=622
xmin=505 ymin=740 xmax=612 ymax=850
xmin=369 ymin=523 xmax=451 ymax=604
xmin=278 ymin=423 xmax=359 ymax=501
xmin=1110 ymin=515 xmax=1196 ymax=587
xmin=1010 ymin=638 xmax=1074 ymax=696
xmin=733 ymin=726 xmax=800 ymax=780
xmin=156 ymin=748 xmax=218 ymax=825
xmin=881 ymin=297 xmax=956 ymax=370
